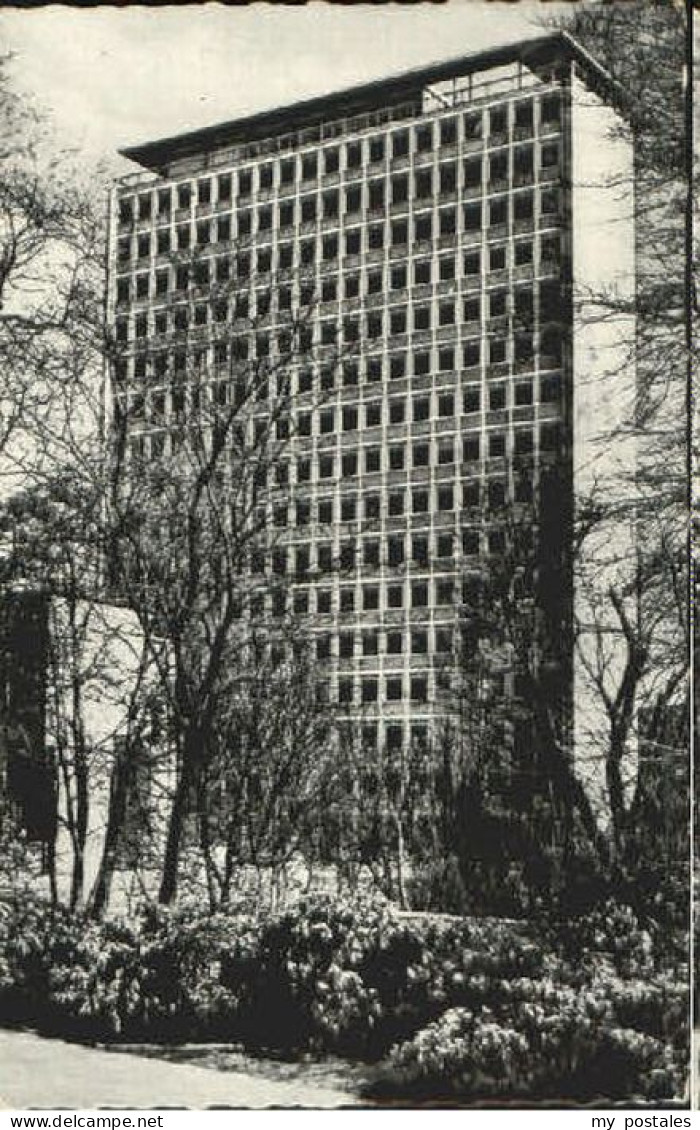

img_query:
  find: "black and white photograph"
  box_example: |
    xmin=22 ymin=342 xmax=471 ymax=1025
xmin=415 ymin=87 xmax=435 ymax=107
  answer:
xmin=0 ymin=0 xmax=691 ymax=1113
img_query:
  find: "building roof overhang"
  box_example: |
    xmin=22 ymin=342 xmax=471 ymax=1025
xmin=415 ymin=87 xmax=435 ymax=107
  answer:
xmin=120 ymin=32 xmax=621 ymax=175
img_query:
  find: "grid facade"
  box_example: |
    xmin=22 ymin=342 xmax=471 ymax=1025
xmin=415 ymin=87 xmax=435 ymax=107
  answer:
xmin=110 ymin=40 xmax=611 ymax=752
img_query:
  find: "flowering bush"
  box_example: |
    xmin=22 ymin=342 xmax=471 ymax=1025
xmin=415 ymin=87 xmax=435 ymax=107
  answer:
xmin=371 ymin=986 xmax=683 ymax=1103
xmin=0 ymin=892 xmax=688 ymax=1101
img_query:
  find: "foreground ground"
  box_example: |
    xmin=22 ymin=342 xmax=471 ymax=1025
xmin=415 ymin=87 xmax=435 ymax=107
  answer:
xmin=0 ymin=1029 xmax=359 ymax=1109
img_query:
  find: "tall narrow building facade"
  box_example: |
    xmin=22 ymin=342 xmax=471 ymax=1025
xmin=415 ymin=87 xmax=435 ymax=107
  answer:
xmin=110 ymin=33 xmax=635 ymax=774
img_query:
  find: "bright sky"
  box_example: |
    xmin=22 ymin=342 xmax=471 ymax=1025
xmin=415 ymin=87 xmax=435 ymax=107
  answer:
xmin=0 ymin=1 xmax=568 ymax=177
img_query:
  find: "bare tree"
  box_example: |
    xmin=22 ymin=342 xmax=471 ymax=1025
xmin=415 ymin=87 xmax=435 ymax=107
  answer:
xmin=195 ymin=624 xmax=338 ymax=909
xmin=106 ymin=216 xmax=356 ymax=903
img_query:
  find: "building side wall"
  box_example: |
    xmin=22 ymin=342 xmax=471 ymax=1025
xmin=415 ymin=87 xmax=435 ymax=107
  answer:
xmin=569 ymin=73 xmax=637 ymax=815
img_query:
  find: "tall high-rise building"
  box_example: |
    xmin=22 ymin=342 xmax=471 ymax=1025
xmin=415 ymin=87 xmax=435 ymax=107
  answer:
xmin=110 ymin=32 xmax=635 ymax=773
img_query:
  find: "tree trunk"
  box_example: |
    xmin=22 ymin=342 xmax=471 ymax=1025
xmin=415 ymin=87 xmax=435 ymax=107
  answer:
xmin=394 ymin=809 xmax=410 ymax=911
xmin=89 ymin=744 xmax=131 ymax=918
xmin=158 ymin=730 xmax=198 ymax=905
xmin=69 ymin=735 xmax=89 ymax=911
xmin=197 ymin=777 xmax=219 ymax=912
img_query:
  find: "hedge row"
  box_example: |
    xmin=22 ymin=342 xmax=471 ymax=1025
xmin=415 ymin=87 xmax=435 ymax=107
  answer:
xmin=0 ymin=893 xmax=688 ymax=1103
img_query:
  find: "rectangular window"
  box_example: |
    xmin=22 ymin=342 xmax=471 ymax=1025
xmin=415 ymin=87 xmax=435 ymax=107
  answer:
xmin=490 ymin=199 xmax=507 ymax=227
xmin=414 ymin=259 xmax=431 ymax=285
xmin=368 ymin=224 xmax=384 ymax=250
xmin=386 ymin=632 xmax=403 ymax=656
xmin=363 ymin=586 xmax=379 ymax=611
xmin=542 ymin=94 xmax=560 ymax=123
xmin=342 ymin=451 xmax=358 ymax=476
xmin=412 ymin=535 xmax=429 ymax=566
xmin=367 ymin=313 xmax=383 ymax=339
xmin=464 ymin=204 xmax=481 ymax=232
xmin=388 ymin=492 xmax=404 ymax=516
xmin=464 ymin=437 xmax=480 ymax=462
xmin=465 ymin=111 xmax=481 ymax=140
xmin=489 ymin=433 xmax=506 ymax=457
xmin=387 ymin=584 xmax=403 ymax=609
xmin=177 ymin=184 xmax=191 ymax=209
xmin=318 ymin=499 xmax=333 ymax=524
xmin=389 ymin=445 xmax=405 ymax=471
xmin=301 ymin=196 xmax=317 ymax=224
xmin=118 ymin=199 xmax=133 ymax=225
xmin=464 ymin=158 xmax=482 ymax=189
xmin=490 ymin=339 xmax=506 ymax=364
xmin=364 ymin=541 xmax=380 ymax=568
xmin=439 ymin=303 xmax=455 ymax=327
xmin=414 ymin=351 xmax=430 ymax=377
xmin=386 ymin=678 xmax=403 ymax=703
xmin=413 ymin=442 xmax=429 ymax=467
xmin=440 ymin=118 xmax=457 ymax=145
xmin=363 ymin=632 xmax=378 ymax=656
xmin=412 ymin=582 xmax=428 ymax=608
xmin=302 ymin=154 xmax=317 ymax=181
xmin=514 ymin=193 xmax=533 ymax=222
xmin=439 ymin=348 xmax=454 ymax=372
xmin=365 ymin=447 xmax=381 ymax=472
xmin=346 ymin=141 xmax=362 ymax=169
xmin=490 ymin=246 xmax=507 ymax=273
xmin=362 ymin=679 xmax=378 ymax=705
xmin=490 ymin=291 xmax=507 ymax=318
xmin=514 ymin=429 xmax=534 ymax=455
xmin=439 ymin=209 xmax=456 ymax=237
xmin=324 ymin=148 xmax=339 ymax=175
xmin=369 ymin=137 xmax=385 ymax=163
xmin=388 ymin=536 xmax=405 ymax=566
xmin=392 ymin=130 xmax=409 ymax=159
xmin=490 ymin=388 xmax=506 ymax=413
xmin=369 ymin=180 xmax=384 ymax=210
xmin=390 ymin=355 xmax=406 ymax=380
xmin=438 ymin=393 xmax=454 ymax=417
xmin=463 ymin=530 xmax=480 ymax=556
xmin=415 ymin=169 xmax=433 ymax=200
xmin=438 ymin=486 xmax=454 ymax=511
xmin=413 ymin=397 xmax=430 ymax=423
xmin=346 ymin=185 xmax=361 ymax=213
xmin=392 ymin=175 xmax=408 ymax=205
xmin=411 ymin=677 xmax=428 ymax=703
xmin=391 ymin=220 xmax=408 ymax=246
xmin=515 ymin=241 xmax=533 ymax=266
xmin=412 ymin=491 xmax=429 ymax=515
xmin=416 ymin=124 xmax=433 ymax=151
xmin=411 ymin=630 xmax=428 ymax=654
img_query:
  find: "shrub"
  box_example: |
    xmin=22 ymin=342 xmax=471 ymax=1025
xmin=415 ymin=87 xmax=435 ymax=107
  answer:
xmin=370 ymin=987 xmax=683 ymax=1103
xmin=0 ymin=891 xmax=688 ymax=1103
